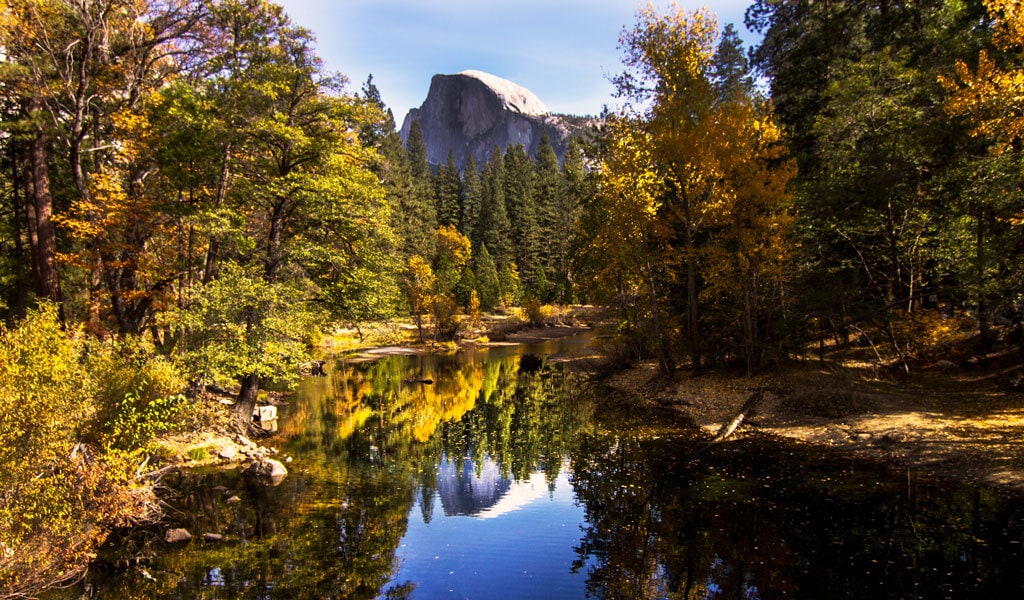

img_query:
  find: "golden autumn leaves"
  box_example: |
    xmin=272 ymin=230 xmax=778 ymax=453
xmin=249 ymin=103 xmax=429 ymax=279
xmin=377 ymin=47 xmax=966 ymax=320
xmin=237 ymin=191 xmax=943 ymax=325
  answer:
xmin=941 ymin=0 xmax=1024 ymax=230
xmin=584 ymin=6 xmax=796 ymax=375
xmin=942 ymin=0 xmax=1024 ymax=152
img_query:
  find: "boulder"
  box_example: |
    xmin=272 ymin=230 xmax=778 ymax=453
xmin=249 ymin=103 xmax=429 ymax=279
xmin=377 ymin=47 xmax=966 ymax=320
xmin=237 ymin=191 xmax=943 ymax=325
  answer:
xmin=203 ymin=533 xmax=224 ymax=543
xmin=245 ymin=458 xmax=288 ymax=486
xmin=236 ymin=434 xmax=257 ymax=451
xmin=164 ymin=528 xmax=192 ymax=544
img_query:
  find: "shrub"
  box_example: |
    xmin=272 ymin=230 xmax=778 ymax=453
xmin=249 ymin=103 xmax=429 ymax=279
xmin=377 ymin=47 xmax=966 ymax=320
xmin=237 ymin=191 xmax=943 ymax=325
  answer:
xmin=890 ymin=309 xmax=974 ymax=361
xmin=523 ymin=297 xmax=557 ymax=327
xmin=0 ymin=305 xmax=168 ymax=598
xmin=85 ymin=338 xmax=188 ymax=454
xmin=104 ymin=388 xmax=187 ymax=453
xmin=186 ymin=445 xmax=211 ymax=462
xmin=0 ymin=305 xmax=153 ymax=597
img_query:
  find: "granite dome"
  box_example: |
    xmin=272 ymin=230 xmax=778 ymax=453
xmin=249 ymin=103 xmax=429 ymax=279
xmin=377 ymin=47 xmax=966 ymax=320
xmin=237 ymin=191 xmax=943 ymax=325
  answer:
xmin=456 ymin=70 xmax=550 ymax=116
xmin=399 ymin=71 xmax=577 ymax=170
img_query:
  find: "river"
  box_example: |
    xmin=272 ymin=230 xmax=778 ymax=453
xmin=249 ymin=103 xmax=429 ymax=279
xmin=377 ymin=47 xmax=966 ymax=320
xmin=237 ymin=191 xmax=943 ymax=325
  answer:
xmin=76 ymin=334 xmax=1024 ymax=598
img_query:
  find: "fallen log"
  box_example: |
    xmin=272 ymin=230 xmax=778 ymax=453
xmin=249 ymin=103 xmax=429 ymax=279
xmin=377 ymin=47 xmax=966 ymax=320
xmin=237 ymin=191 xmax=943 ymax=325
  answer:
xmin=710 ymin=387 xmax=766 ymax=444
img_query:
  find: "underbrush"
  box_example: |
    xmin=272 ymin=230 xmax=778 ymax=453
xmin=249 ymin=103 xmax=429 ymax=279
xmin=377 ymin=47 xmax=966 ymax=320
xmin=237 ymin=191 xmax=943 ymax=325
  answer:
xmin=0 ymin=304 xmax=198 ymax=599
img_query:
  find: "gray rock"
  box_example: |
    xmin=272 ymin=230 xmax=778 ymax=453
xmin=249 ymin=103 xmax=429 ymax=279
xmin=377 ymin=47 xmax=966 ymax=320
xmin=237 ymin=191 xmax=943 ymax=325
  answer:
xmin=236 ymin=434 xmax=257 ymax=451
xmin=399 ymin=71 xmax=589 ymax=170
xmin=203 ymin=533 xmax=224 ymax=542
xmin=245 ymin=458 xmax=288 ymax=486
xmin=218 ymin=445 xmax=237 ymax=460
xmin=164 ymin=528 xmax=192 ymax=544
xmin=225 ymin=495 xmax=241 ymax=504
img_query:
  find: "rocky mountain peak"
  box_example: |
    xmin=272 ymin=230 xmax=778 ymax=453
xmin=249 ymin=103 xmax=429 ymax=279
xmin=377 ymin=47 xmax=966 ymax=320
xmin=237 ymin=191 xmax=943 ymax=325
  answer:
xmin=456 ymin=70 xmax=550 ymax=116
xmin=399 ymin=70 xmax=581 ymax=170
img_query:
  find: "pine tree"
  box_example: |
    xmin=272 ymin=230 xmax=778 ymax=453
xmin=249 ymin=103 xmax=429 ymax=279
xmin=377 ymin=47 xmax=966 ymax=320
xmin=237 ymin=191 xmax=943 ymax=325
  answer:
xmin=382 ymin=132 xmax=435 ymax=259
xmin=461 ymin=154 xmax=482 ymax=245
xmin=406 ymin=119 xmax=431 ymax=181
xmin=477 ymin=146 xmax=512 ymax=267
xmin=712 ymin=23 xmax=755 ymax=103
xmin=503 ymin=144 xmax=541 ymax=295
xmin=359 ymin=74 xmax=396 ymax=145
xmin=434 ymin=151 xmax=462 ymax=227
xmin=400 ymin=121 xmax=437 ymax=258
xmin=474 ymin=244 xmax=501 ymax=311
xmin=553 ymin=137 xmax=591 ymax=303
xmin=533 ymin=131 xmax=562 ymax=300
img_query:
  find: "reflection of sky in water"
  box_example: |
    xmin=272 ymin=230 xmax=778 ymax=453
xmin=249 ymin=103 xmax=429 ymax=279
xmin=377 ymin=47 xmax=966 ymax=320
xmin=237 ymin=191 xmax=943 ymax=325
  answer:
xmin=391 ymin=459 xmax=591 ymax=599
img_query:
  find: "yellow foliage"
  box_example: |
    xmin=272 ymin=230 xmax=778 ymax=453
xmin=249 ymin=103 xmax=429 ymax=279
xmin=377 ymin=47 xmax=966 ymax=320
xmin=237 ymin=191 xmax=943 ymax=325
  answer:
xmin=942 ymin=1 xmax=1024 ymax=150
xmin=435 ymin=225 xmax=472 ymax=269
xmin=404 ymin=254 xmax=436 ymax=318
xmin=466 ymin=290 xmax=482 ymax=328
xmin=0 ymin=305 xmax=162 ymax=597
xmin=988 ymin=0 xmax=1024 ymax=48
xmin=890 ymin=309 xmax=975 ymax=360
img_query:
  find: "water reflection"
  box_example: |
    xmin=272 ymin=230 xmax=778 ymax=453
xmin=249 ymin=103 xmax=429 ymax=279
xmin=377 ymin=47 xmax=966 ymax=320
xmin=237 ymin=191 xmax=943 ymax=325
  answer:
xmin=570 ymin=432 xmax=1024 ymax=599
xmin=436 ymin=454 xmax=512 ymax=516
xmin=74 ymin=337 xmax=1024 ymax=599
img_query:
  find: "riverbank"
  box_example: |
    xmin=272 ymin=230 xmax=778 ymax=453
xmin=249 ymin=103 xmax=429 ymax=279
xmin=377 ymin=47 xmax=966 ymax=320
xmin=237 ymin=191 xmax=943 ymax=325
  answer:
xmin=606 ymin=354 xmax=1024 ymax=495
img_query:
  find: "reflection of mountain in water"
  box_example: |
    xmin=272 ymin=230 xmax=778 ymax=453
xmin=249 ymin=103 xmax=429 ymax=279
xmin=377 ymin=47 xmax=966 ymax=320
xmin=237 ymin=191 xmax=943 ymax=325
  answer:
xmin=436 ymin=454 xmax=511 ymax=516
xmin=436 ymin=455 xmax=560 ymax=518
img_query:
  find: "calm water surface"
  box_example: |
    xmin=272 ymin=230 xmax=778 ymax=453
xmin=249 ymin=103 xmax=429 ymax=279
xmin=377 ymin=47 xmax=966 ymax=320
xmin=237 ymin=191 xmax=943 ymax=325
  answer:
xmin=86 ymin=335 xmax=1024 ymax=598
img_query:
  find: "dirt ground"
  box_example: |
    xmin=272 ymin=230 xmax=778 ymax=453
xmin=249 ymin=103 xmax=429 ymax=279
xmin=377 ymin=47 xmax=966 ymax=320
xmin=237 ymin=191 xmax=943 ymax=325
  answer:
xmin=605 ymin=356 xmax=1024 ymax=495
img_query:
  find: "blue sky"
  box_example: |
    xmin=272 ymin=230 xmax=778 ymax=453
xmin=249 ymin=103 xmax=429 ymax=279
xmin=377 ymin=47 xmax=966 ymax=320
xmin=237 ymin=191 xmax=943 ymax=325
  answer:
xmin=274 ymin=1 xmax=760 ymax=121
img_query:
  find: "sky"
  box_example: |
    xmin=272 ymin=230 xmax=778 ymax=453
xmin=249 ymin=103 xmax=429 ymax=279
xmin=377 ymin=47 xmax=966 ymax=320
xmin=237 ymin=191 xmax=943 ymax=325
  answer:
xmin=273 ymin=1 xmax=760 ymax=122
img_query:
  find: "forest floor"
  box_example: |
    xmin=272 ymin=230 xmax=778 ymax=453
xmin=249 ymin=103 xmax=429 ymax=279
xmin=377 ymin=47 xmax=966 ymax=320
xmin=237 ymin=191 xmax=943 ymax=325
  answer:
xmin=605 ymin=348 xmax=1024 ymax=496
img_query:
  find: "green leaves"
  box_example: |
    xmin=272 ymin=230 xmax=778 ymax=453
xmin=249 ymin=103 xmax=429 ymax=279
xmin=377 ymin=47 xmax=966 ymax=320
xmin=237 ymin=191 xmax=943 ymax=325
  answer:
xmin=179 ymin=261 xmax=317 ymax=388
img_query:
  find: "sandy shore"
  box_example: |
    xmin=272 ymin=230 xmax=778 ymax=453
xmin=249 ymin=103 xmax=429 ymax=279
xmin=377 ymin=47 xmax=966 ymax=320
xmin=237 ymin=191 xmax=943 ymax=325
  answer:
xmin=606 ymin=359 xmax=1024 ymax=495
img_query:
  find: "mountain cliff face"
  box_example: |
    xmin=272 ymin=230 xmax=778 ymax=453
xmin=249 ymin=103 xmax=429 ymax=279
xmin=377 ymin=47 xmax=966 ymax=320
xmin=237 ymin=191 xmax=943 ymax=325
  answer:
xmin=399 ymin=70 xmax=577 ymax=169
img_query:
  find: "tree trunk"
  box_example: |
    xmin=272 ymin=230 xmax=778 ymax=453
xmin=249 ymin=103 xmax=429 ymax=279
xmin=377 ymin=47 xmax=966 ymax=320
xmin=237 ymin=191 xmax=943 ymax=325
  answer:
xmin=976 ymin=207 xmax=993 ymax=349
xmin=203 ymin=144 xmax=231 ymax=284
xmin=87 ymin=254 xmax=104 ymax=336
xmin=414 ymin=310 xmax=425 ymax=343
xmin=710 ymin=388 xmax=765 ymax=443
xmin=234 ymin=372 xmax=260 ymax=426
xmin=743 ymin=278 xmax=756 ymax=377
xmin=6 ymin=150 xmax=29 ymax=318
xmin=683 ymin=194 xmax=702 ymax=375
xmin=643 ymin=245 xmax=674 ymax=376
xmin=25 ymin=96 xmax=63 ymax=316
xmin=265 ymin=198 xmax=287 ymax=283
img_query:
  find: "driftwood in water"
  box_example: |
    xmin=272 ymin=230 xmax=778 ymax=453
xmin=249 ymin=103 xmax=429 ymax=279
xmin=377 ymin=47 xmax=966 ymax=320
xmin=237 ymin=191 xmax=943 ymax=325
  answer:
xmin=710 ymin=387 xmax=766 ymax=444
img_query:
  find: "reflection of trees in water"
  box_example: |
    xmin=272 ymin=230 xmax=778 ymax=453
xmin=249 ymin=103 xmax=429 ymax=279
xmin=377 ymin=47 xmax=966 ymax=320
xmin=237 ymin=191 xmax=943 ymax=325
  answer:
xmin=570 ymin=433 xmax=1024 ymax=599
xmin=439 ymin=356 xmax=594 ymax=484
xmin=288 ymin=350 xmax=593 ymax=485
xmin=95 ymin=461 xmax=415 ymax=599
xmin=98 ymin=348 xmax=594 ymax=597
